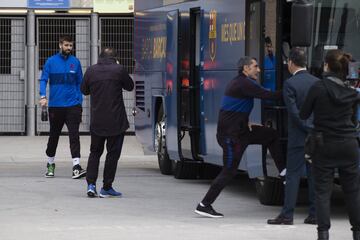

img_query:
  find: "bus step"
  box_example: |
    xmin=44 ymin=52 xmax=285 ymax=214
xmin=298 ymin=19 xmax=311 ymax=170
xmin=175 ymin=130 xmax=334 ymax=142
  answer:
xmin=173 ymin=159 xmax=202 ymax=179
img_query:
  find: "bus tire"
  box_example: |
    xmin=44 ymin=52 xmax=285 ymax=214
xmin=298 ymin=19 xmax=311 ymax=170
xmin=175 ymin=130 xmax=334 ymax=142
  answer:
xmin=255 ymin=177 xmax=284 ymax=206
xmin=155 ymin=108 xmax=172 ymax=175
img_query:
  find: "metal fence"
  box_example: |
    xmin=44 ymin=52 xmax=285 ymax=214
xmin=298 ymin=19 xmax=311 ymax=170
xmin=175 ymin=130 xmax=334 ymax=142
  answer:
xmin=0 ymin=14 xmax=135 ymax=135
xmin=36 ymin=17 xmax=91 ymax=133
xmin=0 ymin=17 xmax=26 ymax=133
xmin=99 ymin=16 xmax=135 ymax=132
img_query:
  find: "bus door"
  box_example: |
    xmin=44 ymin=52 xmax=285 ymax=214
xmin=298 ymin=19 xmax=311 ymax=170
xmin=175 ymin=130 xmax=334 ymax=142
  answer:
xmin=244 ymin=0 xmax=266 ymax=177
xmin=246 ymin=0 xmax=287 ymax=205
xmin=165 ymin=10 xmax=180 ymax=161
xmin=260 ymin=0 xmax=289 ymax=179
xmin=178 ymin=8 xmax=204 ymax=162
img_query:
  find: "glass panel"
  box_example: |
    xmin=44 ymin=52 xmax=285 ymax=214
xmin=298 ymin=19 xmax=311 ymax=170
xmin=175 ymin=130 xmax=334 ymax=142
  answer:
xmin=309 ymin=0 xmax=360 ymax=77
xmin=246 ymin=1 xmax=261 ymax=63
xmin=263 ymin=0 xmax=277 ymax=90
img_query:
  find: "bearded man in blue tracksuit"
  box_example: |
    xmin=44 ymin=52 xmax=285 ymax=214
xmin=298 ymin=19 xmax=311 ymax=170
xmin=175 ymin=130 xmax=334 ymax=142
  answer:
xmin=39 ymin=35 xmax=86 ymax=179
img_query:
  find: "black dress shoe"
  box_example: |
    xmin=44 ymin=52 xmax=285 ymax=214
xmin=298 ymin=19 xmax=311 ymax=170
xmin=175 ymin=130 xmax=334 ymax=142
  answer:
xmin=267 ymin=215 xmax=293 ymax=225
xmin=317 ymin=231 xmax=329 ymax=240
xmin=304 ymin=215 xmax=317 ymax=225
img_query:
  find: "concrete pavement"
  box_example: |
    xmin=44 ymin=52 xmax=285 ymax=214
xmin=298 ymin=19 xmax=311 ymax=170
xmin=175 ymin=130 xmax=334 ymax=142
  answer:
xmin=0 ymin=136 xmax=353 ymax=240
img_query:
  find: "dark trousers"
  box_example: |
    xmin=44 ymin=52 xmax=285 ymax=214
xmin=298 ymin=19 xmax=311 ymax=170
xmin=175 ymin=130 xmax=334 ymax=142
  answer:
xmin=201 ymin=125 xmax=286 ymax=206
xmin=46 ymin=105 xmax=82 ymax=158
xmin=313 ymin=138 xmax=360 ymax=232
xmin=86 ymin=133 xmax=124 ymax=190
xmin=281 ymin=146 xmax=315 ymax=218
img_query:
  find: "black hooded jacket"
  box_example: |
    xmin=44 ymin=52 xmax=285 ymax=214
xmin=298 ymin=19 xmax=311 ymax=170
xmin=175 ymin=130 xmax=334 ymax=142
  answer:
xmin=299 ymin=74 xmax=360 ymax=138
xmin=81 ymin=57 xmax=134 ymax=136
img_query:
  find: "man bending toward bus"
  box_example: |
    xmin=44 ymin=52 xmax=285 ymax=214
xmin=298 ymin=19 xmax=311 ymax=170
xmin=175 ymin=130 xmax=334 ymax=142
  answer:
xmin=195 ymin=56 xmax=286 ymax=218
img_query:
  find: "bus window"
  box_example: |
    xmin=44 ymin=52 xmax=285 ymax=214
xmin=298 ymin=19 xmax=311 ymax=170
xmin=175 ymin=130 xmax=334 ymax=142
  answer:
xmin=309 ymin=0 xmax=360 ymax=78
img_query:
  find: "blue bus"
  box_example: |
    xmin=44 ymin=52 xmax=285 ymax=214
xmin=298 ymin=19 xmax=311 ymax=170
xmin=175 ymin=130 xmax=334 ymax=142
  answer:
xmin=132 ymin=0 xmax=360 ymax=205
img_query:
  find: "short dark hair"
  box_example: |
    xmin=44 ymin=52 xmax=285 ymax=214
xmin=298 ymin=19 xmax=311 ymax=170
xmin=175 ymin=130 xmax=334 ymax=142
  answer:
xmin=59 ymin=35 xmax=73 ymax=43
xmin=265 ymin=36 xmax=272 ymax=45
xmin=325 ymin=49 xmax=352 ymax=80
xmin=237 ymin=56 xmax=256 ymax=73
xmin=99 ymin=47 xmax=118 ymax=59
xmin=289 ymin=47 xmax=307 ymax=67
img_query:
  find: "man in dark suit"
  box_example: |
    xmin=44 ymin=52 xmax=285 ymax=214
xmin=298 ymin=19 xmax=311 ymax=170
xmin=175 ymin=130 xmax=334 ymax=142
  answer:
xmin=268 ymin=47 xmax=318 ymax=225
xmin=81 ymin=47 xmax=134 ymax=198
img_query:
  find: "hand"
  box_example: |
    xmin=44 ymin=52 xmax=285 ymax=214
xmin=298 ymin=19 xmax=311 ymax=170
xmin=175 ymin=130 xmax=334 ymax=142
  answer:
xmin=39 ymin=98 xmax=47 ymax=107
xmin=248 ymin=122 xmax=263 ymax=131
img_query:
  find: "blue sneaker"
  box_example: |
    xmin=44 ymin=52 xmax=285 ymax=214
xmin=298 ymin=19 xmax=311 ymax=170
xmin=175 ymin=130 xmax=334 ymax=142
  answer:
xmin=87 ymin=184 xmax=98 ymax=198
xmin=99 ymin=187 xmax=122 ymax=198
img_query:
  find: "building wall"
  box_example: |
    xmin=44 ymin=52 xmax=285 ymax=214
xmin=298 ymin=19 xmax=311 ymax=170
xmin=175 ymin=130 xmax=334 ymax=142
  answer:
xmin=0 ymin=0 xmax=93 ymax=8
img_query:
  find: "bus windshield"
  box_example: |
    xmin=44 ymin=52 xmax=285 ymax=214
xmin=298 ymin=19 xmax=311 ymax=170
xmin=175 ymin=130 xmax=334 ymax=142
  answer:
xmin=309 ymin=0 xmax=360 ymax=77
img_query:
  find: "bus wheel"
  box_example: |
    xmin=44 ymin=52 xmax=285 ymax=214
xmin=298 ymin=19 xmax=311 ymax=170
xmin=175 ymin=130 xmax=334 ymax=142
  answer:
xmin=254 ymin=177 xmax=284 ymax=206
xmin=155 ymin=113 xmax=172 ymax=175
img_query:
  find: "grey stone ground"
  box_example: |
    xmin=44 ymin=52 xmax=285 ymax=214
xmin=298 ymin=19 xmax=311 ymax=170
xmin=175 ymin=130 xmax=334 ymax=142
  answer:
xmin=0 ymin=136 xmax=353 ymax=240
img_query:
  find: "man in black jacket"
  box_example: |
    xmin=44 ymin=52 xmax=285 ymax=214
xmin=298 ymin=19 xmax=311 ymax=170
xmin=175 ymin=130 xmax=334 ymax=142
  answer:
xmin=81 ymin=47 xmax=134 ymax=198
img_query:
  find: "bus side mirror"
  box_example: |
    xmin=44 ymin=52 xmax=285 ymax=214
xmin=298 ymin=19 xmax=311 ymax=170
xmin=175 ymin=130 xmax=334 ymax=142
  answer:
xmin=291 ymin=0 xmax=314 ymax=47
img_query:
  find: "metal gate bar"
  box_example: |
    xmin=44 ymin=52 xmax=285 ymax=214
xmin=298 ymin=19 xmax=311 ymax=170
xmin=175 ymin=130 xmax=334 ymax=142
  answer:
xmin=0 ymin=17 xmax=26 ymax=133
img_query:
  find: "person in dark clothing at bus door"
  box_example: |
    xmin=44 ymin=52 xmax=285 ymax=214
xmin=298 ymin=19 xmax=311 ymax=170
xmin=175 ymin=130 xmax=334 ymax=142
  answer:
xmin=299 ymin=50 xmax=360 ymax=240
xmin=39 ymin=35 xmax=86 ymax=179
xmin=268 ymin=47 xmax=318 ymax=226
xmin=81 ymin=47 xmax=134 ymax=198
xmin=195 ymin=56 xmax=286 ymax=218
xmin=263 ymin=36 xmax=276 ymax=91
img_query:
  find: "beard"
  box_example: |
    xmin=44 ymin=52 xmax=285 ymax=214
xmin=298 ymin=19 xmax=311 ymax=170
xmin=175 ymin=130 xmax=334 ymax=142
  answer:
xmin=60 ymin=49 xmax=72 ymax=56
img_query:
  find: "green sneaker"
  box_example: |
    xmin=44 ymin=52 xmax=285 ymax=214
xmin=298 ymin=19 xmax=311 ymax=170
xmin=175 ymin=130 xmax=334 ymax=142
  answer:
xmin=45 ymin=163 xmax=55 ymax=178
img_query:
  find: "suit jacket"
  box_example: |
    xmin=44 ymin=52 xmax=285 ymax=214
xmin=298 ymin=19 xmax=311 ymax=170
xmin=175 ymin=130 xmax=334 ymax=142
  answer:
xmin=283 ymin=70 xmax=319 ymax=147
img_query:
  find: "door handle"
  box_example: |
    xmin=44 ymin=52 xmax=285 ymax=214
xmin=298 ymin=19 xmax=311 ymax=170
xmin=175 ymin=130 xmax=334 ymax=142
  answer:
xmin=19 ymin=70 xmax=25 ymax=81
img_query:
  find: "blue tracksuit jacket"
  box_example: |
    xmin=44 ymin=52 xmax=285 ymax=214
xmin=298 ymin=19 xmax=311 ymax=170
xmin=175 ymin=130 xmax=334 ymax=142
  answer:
xmin=40 ymin=53 xmax=83 ymax=107
xmin=217 ymin=73 xmax=281 ymax=138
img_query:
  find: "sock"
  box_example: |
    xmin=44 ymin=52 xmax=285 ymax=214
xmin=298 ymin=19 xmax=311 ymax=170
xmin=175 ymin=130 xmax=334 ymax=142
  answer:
xmin=279 ymin=168 xmax=287 ymax=176
xmin=72 ymin=157 xmax=80 ymax=166
xmin=47 ymin=156 xmax=55 ymax=164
